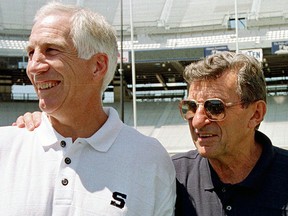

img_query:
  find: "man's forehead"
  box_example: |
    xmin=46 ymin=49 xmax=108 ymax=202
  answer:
xmin=29 ymin=15 xmax=71 ymax=42
xmin=37 ymin=15 xmax=59 ymax=25
xmin=32 ymin=14 xmax=70 ymax=29
xmin=188 ymin=78 xmax=238 ymax=100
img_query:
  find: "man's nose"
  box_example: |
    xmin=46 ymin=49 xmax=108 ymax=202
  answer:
xmin=191 ymin=105 xmax=210 ymax=129
xmin=28 ymin=51 xmax=49 ymax=75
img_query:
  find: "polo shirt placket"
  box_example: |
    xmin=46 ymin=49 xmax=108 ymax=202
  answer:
xmin=52 ymin=138 xmax=82 ymax=214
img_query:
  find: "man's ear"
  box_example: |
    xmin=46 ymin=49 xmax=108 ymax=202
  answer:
xmin=248 ymin=100 xmax=267 ymax=128
xmin=91 ymin=53 xmax=108 ymax=79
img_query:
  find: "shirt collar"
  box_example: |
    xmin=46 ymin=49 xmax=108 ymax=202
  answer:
xmin=34 ymin=112 xmax=59 ymax=147
xmin=34 ymin=107 xmax=123 ymax=152
xmin=85 ymin=107 xmax=123 ymax=152
xmin=200 ymin=158 xmax=215 ymax=191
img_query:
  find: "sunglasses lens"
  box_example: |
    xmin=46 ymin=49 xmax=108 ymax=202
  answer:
xmin=181 ymin=101 xmax=197 ymax=120
xmin=204 ymin=100 xmax=225 ymax=120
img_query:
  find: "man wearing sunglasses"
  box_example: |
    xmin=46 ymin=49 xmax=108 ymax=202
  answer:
xmin=173 ymin=51 xmax=288 ymax=215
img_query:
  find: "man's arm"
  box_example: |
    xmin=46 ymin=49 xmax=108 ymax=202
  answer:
xmin=12 ymin=112 xmax=42 ymax=131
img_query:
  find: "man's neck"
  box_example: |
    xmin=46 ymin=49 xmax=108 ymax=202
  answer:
xmin=48 ymin=107 xmax=108 ymax=142
xmin=208 ymin=142 xmax=263 ymax=184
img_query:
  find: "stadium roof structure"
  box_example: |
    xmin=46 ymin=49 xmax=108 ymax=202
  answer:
xmin=0 ymin=0 xmax=288 ymax=98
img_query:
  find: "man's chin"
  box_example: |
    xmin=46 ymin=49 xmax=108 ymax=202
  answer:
xmin=196 ymin=145 xmax=214 ymax=158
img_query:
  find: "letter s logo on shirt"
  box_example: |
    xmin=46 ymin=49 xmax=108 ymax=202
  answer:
xmin=110 ymin=192 xmax=127 ymax=209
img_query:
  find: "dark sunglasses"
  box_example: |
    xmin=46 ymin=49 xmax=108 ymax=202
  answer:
xmin=179 ymin=98 xmax=242 ymax=121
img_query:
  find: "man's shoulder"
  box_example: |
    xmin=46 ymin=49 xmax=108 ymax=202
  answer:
xmin=0 ymin=126 xmax=35 ymax=149
xmin=273 ymin=146 xmax=288 ymax=163
xmin=274 ymin=146 xmax=288 ymax=155
xmin=121 ymin=124 xmax=161 ymax=146
xmin=117 ymin=125 xmax=176 ymax=185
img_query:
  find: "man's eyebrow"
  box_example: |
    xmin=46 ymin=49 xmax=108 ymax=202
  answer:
xmin=25 ymin=41 xmax=65 ymax=52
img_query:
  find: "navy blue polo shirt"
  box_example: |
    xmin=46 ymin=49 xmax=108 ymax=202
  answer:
xmin=172 ymin=131 xmax=288 ymax=216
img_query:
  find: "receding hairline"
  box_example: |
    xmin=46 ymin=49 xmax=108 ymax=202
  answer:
xmin=33 ymin=2 xmax=79 ymax=23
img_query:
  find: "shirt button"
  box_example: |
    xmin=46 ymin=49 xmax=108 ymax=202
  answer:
xmin=62 ymin=178 xmax=69 ymax=186
xmin=64 ymin=157 xmax=71 ymax=164
xmin=60 ymin=141 xmax=66 ymax=148
xmin=222 ymin=187 xmax=226 ymax=192
xmin=226 ymin=206 xmax=232 ymax=211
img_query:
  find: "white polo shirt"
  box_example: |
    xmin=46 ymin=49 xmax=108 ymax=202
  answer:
xmin=0 ymin=107 xmax=176 ymax=216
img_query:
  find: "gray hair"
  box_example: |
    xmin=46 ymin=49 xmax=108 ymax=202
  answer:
xmin=183 ymin=51 xmax=267 ymax=106
xmin=34 ymin=2 xmax=118 ymax=93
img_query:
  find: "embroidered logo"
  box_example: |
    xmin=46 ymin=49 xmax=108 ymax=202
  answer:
xmin=110 ymin=191 xmax=127 ymax=209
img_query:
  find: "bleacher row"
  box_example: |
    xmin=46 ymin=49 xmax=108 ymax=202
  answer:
xmin=0 ymin=95 xmax=287 ymax=153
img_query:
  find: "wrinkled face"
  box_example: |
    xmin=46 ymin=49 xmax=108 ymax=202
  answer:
xmin=187 ymin=71 xmax=254 ymax=159
xmin=26 ymin=14 xmax=96 ymax=115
